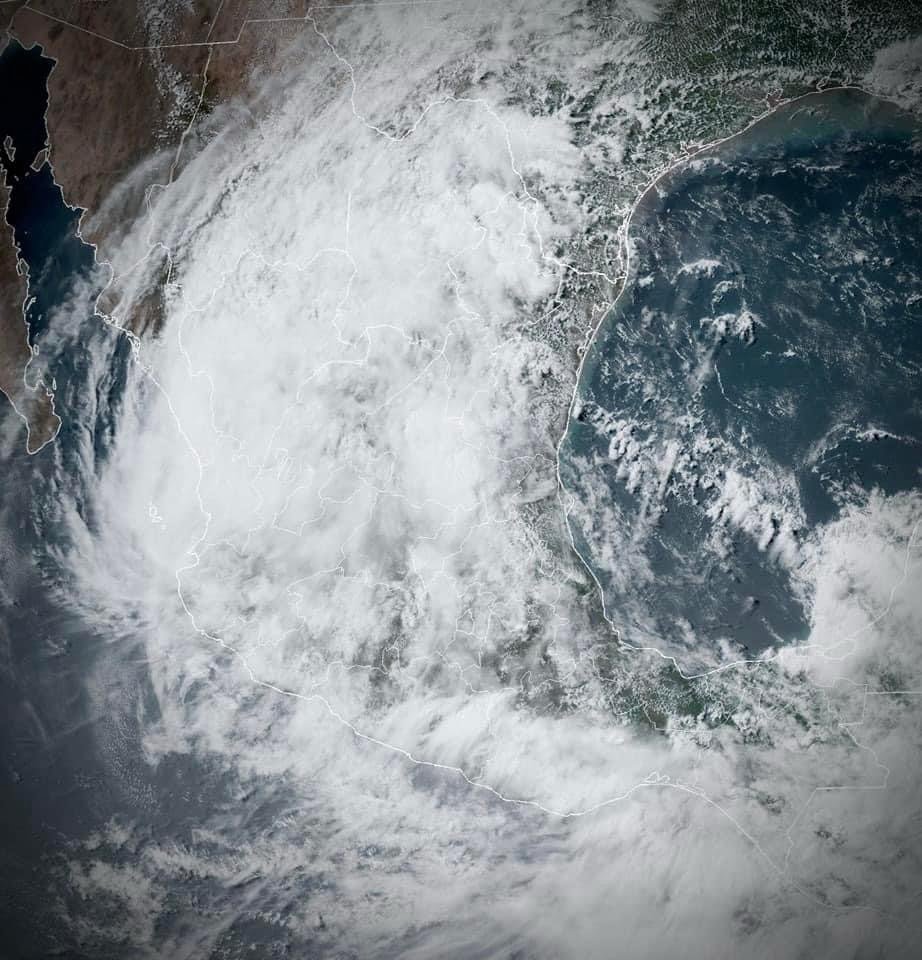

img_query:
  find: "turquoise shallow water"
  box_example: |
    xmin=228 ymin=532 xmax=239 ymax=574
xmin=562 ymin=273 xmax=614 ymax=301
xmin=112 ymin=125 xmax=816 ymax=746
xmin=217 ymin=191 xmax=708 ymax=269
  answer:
xmin=561 ymin=89 xmax=922 ymax=661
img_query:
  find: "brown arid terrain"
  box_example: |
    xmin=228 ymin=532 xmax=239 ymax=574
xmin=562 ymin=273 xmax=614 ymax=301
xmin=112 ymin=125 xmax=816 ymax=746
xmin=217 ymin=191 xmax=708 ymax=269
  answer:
xmin=0 ymin=179 xmax=60 ymax=452
xmin=0 ymin=0 xmax=315 ymax=451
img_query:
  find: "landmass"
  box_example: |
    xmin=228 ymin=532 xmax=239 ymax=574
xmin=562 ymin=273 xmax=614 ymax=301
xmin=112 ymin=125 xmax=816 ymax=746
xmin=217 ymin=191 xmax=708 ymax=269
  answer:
xmin=0 ymin=0 xmax=311 ymax=447
xmin=0 ymin=0 xmax=920 ymax=453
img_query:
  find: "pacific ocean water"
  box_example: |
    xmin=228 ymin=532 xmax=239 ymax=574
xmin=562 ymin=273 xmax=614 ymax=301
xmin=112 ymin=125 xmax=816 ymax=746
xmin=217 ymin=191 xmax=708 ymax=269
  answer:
xmin=1 ymin=47 xmax=921 ymax=953
xmin=0 ymin=39 xmax=145 ymax=958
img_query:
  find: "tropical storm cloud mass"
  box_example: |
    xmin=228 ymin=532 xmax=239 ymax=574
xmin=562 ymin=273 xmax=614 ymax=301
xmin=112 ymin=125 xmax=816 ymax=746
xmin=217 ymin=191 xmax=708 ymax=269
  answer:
xmin=1 ymin=2 xmax=921 ymax=957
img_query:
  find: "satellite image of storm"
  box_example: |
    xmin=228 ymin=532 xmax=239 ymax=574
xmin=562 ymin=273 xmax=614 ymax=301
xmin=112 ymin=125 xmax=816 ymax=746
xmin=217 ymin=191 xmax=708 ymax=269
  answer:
xmin=1 ymin=1 xmax=922 ymax=958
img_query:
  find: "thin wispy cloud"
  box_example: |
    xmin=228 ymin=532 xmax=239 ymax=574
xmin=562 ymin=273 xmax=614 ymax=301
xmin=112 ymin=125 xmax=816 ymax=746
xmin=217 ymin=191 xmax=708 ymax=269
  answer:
xmin=28 ymin=2 xmax=922 ymax=957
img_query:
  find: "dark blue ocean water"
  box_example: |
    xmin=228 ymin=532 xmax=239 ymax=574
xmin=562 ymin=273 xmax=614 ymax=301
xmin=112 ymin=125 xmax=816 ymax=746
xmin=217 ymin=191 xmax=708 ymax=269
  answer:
xmin=2 ymin=41 xmax=97 ymax=351
xmin=1 ymin=43 xmax=310 ymax=959
xmin=1 ymin=48 xmax=921 ymax=954
xmin=0 ymin=39 xmax=137 ymax=957
xmin=0 ymin=40 xmax=52 ymax=180
xmin=1 ymin=38 xmax=125 ymax=442
xmin=561 ymin=90 xmax=922 ymax=661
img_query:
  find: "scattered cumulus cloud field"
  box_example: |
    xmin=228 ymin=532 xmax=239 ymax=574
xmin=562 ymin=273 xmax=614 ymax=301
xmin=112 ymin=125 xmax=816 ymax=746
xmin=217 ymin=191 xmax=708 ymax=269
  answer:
xmin=34 ymin=2 xmax=922 ymax=956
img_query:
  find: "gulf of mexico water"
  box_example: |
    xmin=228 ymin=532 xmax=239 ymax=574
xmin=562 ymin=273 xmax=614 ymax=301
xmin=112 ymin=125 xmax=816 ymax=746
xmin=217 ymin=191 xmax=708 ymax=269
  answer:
xmin=560 ymin=89 xmax=922 ymax=666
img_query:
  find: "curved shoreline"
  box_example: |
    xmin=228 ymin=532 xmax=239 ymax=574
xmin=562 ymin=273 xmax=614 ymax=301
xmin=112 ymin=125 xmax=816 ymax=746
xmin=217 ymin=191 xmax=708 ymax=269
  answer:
xmin=552 ymin=82 xmax=918 ymax=682
xmin=23 ymin=77 xmax=918 ymax=835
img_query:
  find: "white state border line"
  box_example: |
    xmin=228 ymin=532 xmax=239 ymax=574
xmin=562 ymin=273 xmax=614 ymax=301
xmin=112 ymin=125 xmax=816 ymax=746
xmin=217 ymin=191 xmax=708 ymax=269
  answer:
xmin=553 ymin=83 xmax=921 ymax=682
xmin=7 ymin=4 xmax=920 ymax=910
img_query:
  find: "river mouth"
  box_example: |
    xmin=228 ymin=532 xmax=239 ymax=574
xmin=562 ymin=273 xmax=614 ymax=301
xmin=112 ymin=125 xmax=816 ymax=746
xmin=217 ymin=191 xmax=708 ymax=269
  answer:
xmin=560 ymin=89 xmax=922 ymax=668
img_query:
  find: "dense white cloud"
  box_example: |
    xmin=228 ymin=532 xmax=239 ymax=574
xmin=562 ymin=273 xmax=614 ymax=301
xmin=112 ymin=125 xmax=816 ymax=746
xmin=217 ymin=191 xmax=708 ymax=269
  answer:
xmin=46 ymin=2 xmax=922 ymax=956
xmin=865 ymin=34 xmax=922 ymax=110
